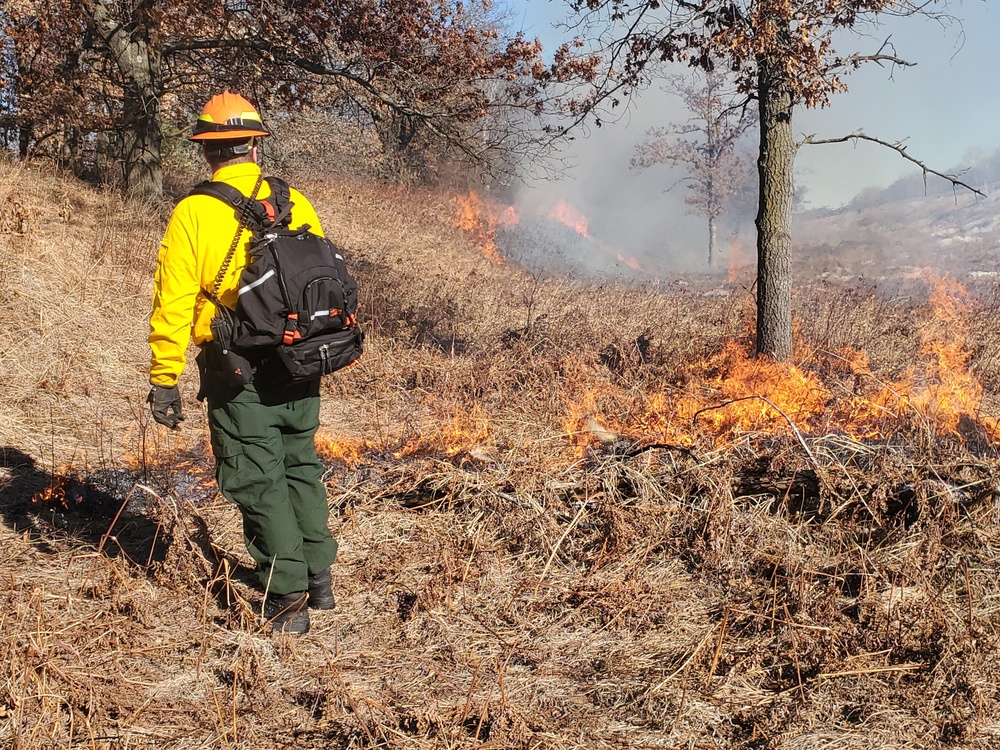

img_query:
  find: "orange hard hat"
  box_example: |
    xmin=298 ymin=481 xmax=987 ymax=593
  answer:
xmin=188 ymin=92 xmax=269 ymax=141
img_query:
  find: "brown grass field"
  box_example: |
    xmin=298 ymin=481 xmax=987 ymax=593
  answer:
xmin=3 ymin=155 xmax=1000 ymax=749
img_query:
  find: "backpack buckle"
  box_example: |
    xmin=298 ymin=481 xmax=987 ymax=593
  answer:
xmin=282 ymin=313 xmax=302 ymax=345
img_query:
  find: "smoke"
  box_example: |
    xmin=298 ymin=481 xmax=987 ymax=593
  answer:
xmin=502 ymin=0 xmax=1000 ymax=277
xmin=510 ymin=88 xmax=729 ymax=276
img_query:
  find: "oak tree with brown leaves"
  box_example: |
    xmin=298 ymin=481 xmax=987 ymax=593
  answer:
xmin=632 ymin=69 xmax=756 ymax=269
xmin=2 ymin=1 xmax=550 ymax=198
xmin=564 ymin=0 xmax=982 ymax=359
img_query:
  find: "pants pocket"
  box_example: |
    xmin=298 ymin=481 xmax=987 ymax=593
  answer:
xmin=211 ymin=432 xmax=252 ymax=506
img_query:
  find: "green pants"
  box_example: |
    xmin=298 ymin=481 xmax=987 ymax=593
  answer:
xmin=206 ymin=377 xmax=337 ymax=596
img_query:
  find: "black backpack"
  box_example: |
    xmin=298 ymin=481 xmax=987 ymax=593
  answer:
xmin=190 ymin=176 xmax=364 ymax=382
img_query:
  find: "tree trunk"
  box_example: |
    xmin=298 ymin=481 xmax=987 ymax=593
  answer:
xmin=83 ymin=0 xmax=164 ymax=199
xmin=754 ymin=63 xmax=796 ymax=360
xmin=121 ymin=76 xmax=163 ymax=198
xmin=707 ymin=214 xmax=717 ymax=269
xmin=18 ymin=123 xmax=32 ymax=159
xmin=62 ymin=125 xmax=81 ymax=168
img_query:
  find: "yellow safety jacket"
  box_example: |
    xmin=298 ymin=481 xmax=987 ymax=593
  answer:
xmin=149 ymin=163 xmax=324 ymax=387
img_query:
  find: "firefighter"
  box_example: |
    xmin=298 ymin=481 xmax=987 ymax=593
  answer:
xmin=147 ymin=92 xmax=337 ymax=633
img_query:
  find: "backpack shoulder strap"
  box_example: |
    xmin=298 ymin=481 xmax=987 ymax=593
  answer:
xmin=189 ymin=180 xmax=252 ymax=211
xmin=189 ymin=180 xmax=271 ymax=229
xmin=261 ymin=176 xmax=294 ymax=228
xmin=191 ymin=173 xmax=266 ymax=303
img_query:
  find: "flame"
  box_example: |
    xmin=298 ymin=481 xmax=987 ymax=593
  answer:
xmin=839 ymin=271 xmax=987 ymax=438
xmin=455 ymin=193 xmax=642 ymax=271
xmin=546 ymin=199 xmax=642 ymax=271
xmin=565 ymin=271 xmax=999 ymax=450
xmin=548 ymin=199 xmax=589 ymax=236
xmin=453 ymin=192 xmax=518 ymax=266
xmin=316 ymin=408 xmax=492 ymax=463
xmin=316 ymin=433 xmax=370 ymax=466
xmin=678 ymin=342 xmax=830 ymax=436
xmin=564 ymin=390 xmax=613 ymax=451
xmin=614 ymin=247 xmax=642 ymax=271
xmin=565 ymin=343 xmax=827 ymax=451
xmin=395 ymin=406 xmax=492 ymax=458
xmin=32 ymin=475 xmax=78 ymax=509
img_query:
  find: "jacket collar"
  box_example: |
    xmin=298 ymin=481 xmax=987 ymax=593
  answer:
xmin=211 ymin=162 xmax=262 ymax=182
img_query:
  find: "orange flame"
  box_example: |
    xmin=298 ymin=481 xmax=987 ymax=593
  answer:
xmin=613 ymin=246 xmax=642 ymax=271
xmin=548 ymin=199 xmax=589 ymax=236
xmin=316 ymin=407 xmax=492 ymax=464
xmin=546 ymin=199 xmax=642 ymax=271
xmin=395 ymin=406 xmax=492 ymax=459
xmin=316 ymin=433 xmax=369 ymax=466
xmin=32 ymin=475 xmax=77 ymax=509
xmin=565 ymin=271 xmax=999 ymax=451
xmin=453 ymin=192 xmax=518 ymax=266
xmin=842 ymin=271 xmax=987 ymax=438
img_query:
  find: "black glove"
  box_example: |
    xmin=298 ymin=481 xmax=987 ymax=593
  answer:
xmin=147 ymin=385 xmax=185 ymax=429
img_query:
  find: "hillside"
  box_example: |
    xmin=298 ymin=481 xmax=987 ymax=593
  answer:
xmin=792 ymin=164 xmax=1000 ymax=290
xmin=795 ymin=197 xmax=1000 ymax=286
xmin=3 ymin=158 xmax=1000 ymax=749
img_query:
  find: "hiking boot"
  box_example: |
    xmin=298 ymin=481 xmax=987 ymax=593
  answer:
xmin=263 ymin=591 xmax=310 ymax=633
xmin=307 ymin=568 xmax=335 ymax=610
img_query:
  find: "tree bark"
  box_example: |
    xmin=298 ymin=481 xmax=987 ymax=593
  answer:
xmin=707 ymin=213 xmax=717 ymax=269
xmin=83 ymin=0 xmax=164 ymax=199
xmin=18 ymin=123 xmax=32 ymax=159
xmin=121 ymin=73 xmax=163 ymax=198
xmin=754 ymin=62 xmax=796 ymax=360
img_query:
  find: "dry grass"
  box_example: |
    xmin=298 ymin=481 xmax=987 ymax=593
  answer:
xmin=3 ymin=155 xmax=1000 ymax=748
xmin=0 ymin=160 xmax=169 ymax=468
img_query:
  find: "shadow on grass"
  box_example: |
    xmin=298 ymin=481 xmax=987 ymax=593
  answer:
xmin=0 ymin=446 xmax=256 ymax=584
xmin=0 ymin=445 xmax=264 ymax=622
xmin=0 ymin=445 xmax=173 ymax=566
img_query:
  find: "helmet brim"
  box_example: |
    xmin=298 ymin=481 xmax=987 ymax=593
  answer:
xmin=189 ymin=129 xmax=269 ymax=142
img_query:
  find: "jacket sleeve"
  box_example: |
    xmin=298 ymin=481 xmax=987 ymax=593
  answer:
xmin=149 ymin=203 xmax=200 ymax=387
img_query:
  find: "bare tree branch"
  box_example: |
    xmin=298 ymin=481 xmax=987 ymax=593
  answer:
xmin=800 ymin=130 xmax=986 ymax=199
xmin=825 ymin=38 xmax=917 ymax=84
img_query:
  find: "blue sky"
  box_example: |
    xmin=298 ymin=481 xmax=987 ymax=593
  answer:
xmin=502 ymin=1 xmax=1000 ymax=213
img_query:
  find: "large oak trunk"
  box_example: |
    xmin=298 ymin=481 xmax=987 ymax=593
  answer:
xmin=122 ymin=81 xmax=163 ymax=199
xmin=84 ymin=0 xmax=164 ymax=199
xmin=754 ymin=65 xmax=796 ymax=360
xmin=18 ymin=124 xmax=32 ymax=159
